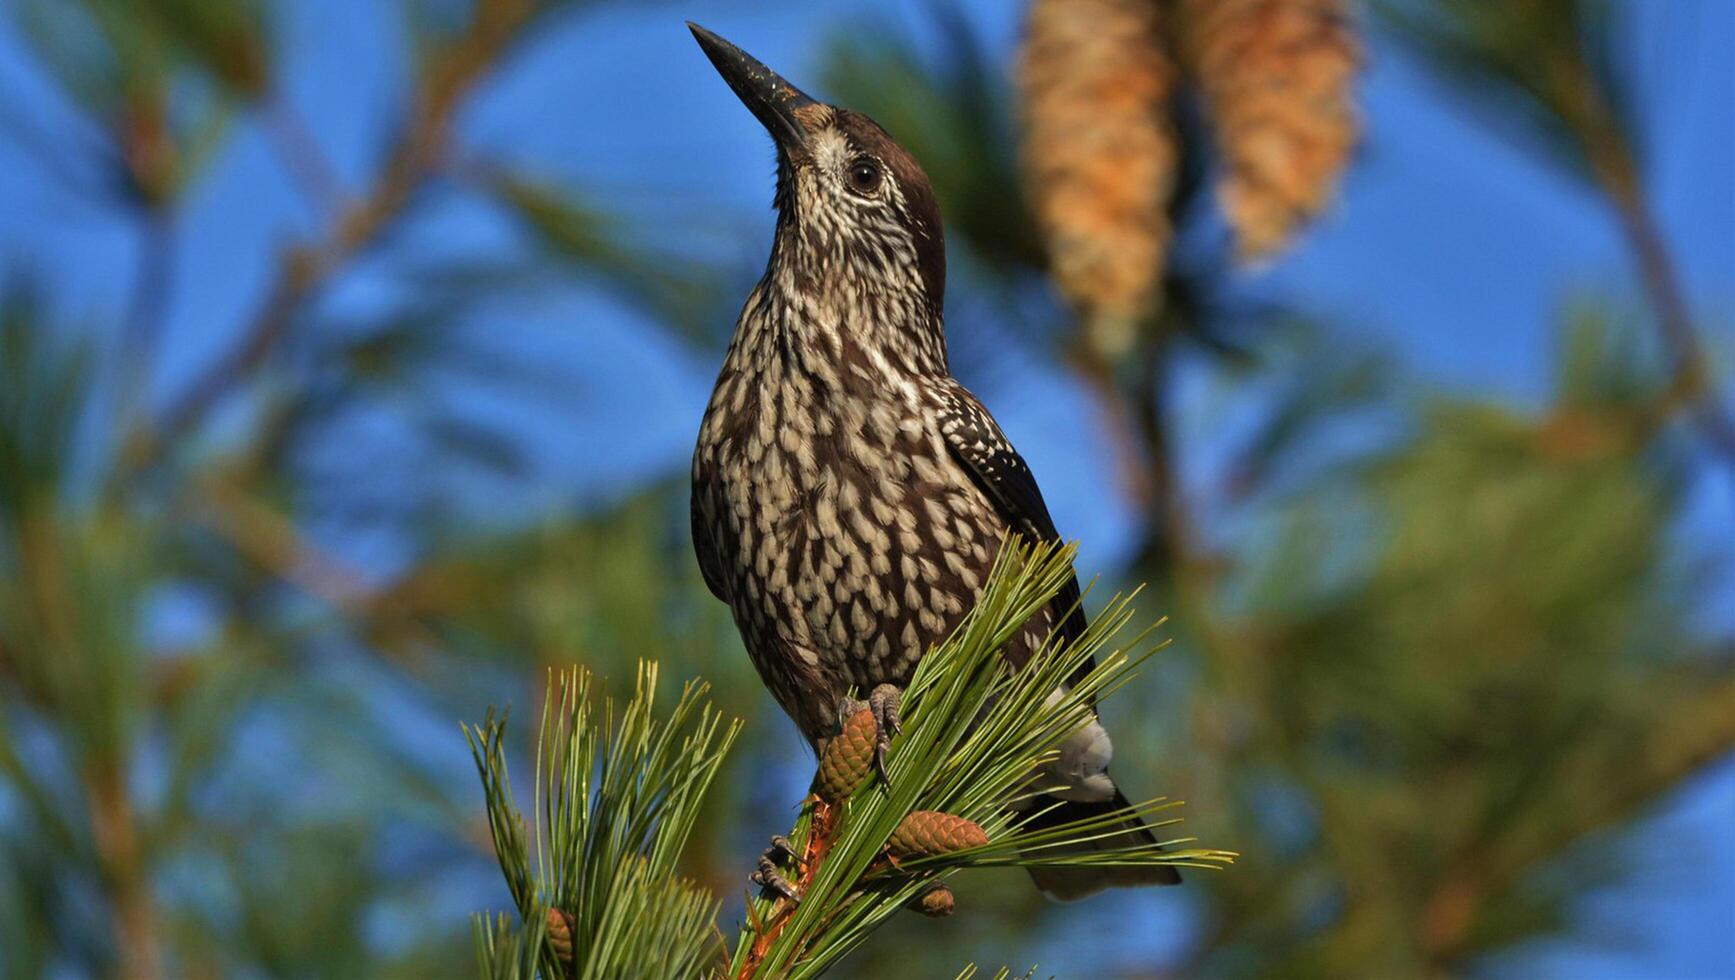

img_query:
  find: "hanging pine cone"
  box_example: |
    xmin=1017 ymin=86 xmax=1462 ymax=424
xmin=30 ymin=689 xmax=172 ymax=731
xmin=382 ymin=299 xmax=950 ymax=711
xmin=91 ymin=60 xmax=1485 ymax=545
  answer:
xmin=1019 ymin=0 xmax=1177 ymax=359
xmin=816 ymin=705 xmax=877 ymax=804
xmin=887 ymin=811 xmax=990 ymax=861
xmin=1181 ymin=0 xmax=1360 ymax=261
xmin=545 ymin=907 xmax=575 ymax=976
xmin=908 ymin=883 xmax=957 ymax=918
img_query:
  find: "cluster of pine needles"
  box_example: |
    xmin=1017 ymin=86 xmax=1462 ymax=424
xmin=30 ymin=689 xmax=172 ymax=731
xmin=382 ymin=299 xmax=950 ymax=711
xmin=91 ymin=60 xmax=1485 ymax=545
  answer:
xmin=465 ymin=538 xmax=1234 ymax=978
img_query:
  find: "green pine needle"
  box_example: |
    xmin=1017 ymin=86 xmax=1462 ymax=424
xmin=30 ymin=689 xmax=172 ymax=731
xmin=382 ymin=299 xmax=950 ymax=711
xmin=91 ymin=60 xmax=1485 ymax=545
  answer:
xmin=467 ymin=537 xmax=1231 ymax=979
xmin=954 ymin=967 xmax=1038 ymax=980
xmin=727 ymin=537 xmax=1234 ymax=978
xmin=464 ymin=663 xmax=741 ymax=978
xmin=472 ymin=910 xmax=550 ymax=980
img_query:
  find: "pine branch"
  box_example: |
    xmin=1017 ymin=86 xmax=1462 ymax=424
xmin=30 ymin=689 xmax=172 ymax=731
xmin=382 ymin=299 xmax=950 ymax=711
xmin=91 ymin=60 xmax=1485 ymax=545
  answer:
xmin=465 ymin=539 xmax=1233 ymax=978
xmin=728 ymin=538 xmax=1232 ymax=979
xmin=465 ymin=663 xmax=737 ymax=979
xmin=472 ymin=910 xmax=552 ymax=980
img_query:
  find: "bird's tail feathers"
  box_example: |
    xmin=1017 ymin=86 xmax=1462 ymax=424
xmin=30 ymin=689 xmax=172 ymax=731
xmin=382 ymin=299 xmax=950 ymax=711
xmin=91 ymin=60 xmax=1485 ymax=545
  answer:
xmin=1021 ymin=788 xmax=1182 ymax=902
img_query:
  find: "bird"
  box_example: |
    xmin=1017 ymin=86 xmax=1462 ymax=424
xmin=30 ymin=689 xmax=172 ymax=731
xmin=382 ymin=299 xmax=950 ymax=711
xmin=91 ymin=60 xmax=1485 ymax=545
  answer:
xmin=685 ymin=22 xmax=1179 ymax=902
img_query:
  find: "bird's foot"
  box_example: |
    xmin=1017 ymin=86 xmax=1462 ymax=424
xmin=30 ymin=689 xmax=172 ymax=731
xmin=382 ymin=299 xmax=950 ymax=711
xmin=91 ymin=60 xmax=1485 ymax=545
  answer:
xmin=751 ymin=835 xmax=803 ymax=904
xmin=750 ymin=855 xmax=801 ymax=905
xmin=763 ymin=834 xmax=803 ymax=869
xmin=821 ymin=684 xmax=902 ymax=793
xmin=867 ymin=683 xmax=902 ymax=784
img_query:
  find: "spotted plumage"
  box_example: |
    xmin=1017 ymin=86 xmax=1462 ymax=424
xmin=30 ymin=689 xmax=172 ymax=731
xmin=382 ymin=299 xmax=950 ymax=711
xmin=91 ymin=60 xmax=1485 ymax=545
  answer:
xmin=687 ymin=23 xmax=1178 ymax=899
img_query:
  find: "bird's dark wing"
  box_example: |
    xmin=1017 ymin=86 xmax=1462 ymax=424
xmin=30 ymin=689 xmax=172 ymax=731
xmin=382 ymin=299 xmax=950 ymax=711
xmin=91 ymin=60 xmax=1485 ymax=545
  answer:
xmin=937 ymin=384 xmax=1090 ymax=681
xmin=690 ymin=468 xmax=730 ymax=603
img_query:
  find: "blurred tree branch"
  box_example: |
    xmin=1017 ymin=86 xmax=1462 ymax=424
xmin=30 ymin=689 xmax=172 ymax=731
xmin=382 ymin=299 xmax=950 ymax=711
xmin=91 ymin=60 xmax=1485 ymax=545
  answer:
xmin=83 ymin=760 xmax=160 ymax=980
xmin=1591 ymin=139 xmax=1735 ymax=462
xmin=186 ymin=472 xmax=443 ymax=662
xmin=126 ymin=0 xmax=542 ymax=472
xmin=118 ymin=212 xmax=175 ymax=422
xmin=1380 ymin=0 xmax=1735 ymax=469
xmin=261 ymin=95 xmax=348 ymax=217
xmin=1418 ymin=669 xmax=1735 ymax=965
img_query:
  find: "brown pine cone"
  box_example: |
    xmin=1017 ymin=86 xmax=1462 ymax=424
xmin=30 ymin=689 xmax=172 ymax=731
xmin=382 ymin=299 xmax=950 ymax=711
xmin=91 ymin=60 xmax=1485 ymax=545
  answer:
xmin=887 ymin=811 xmax=990 ymax=860
xmin=910 ymin=883 xmax=957 ymax=918
xmin=1180 ymin=0 xmax=1361 ymax=261
xmin=1020 ymin=0 xmax=1177 ymax=358
xmin=545 ymin=907 xmax=575 ymax=974
xmin=816 ymin=706 xmax=877 ymax=804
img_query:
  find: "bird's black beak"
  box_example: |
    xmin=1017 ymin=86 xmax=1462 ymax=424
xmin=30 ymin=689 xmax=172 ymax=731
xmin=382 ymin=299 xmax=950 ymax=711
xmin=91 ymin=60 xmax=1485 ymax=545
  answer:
xmin=688 ymin=22 xmax=817 ymax=150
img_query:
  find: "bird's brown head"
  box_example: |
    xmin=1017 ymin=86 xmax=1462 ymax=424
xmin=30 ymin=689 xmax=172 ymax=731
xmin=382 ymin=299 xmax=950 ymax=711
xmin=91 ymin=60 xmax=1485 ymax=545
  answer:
xmin=689 ymin=23 xmax=947 ymax=326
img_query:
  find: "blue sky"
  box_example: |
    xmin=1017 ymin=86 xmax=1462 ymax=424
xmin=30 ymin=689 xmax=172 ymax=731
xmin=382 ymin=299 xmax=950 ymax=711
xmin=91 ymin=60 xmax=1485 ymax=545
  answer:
xmin=1 ymin=0 xmax=1731 ymax=974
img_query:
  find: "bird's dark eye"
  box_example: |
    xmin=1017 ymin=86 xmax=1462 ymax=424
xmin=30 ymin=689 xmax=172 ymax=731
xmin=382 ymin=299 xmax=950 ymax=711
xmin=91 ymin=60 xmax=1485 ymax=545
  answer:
xmin=847 ymin=158 xmax=882 ymax=195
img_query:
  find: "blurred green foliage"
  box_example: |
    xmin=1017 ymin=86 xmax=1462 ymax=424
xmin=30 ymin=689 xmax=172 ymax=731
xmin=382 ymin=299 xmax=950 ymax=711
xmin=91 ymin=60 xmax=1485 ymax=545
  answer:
xmin=0 ymin=0 xmax=1729 ymax=978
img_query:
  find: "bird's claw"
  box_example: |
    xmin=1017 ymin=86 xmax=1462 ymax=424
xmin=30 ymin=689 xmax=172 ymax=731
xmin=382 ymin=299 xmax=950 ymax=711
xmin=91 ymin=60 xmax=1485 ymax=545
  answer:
xmin=750 ymin=855 xmax=801 ymax=904
xmin=869 ymin=683 xmax=902 ymax=736
xmin=829 ymin=684 xmax=904 ymax=787
xmin=764 ymin=834 xmax=802 ymax=868
xmin=868 ymin=683 xmax=902 ymax=784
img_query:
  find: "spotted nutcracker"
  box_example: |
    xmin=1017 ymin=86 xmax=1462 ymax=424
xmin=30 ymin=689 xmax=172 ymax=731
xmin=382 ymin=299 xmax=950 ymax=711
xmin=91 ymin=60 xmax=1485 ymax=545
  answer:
xmin=687 ymin=23 xmax=1179 ymax=901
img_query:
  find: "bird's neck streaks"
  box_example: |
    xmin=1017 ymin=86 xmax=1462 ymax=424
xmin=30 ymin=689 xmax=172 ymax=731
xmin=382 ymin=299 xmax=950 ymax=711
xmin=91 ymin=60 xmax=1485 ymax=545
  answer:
xmin=728 ymin=209 xmax=947 ymax=384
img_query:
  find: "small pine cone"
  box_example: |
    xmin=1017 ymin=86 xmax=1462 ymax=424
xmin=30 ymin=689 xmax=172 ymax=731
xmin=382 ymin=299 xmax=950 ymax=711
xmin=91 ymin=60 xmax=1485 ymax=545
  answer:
xmin=909 ymin=883 xmax=957 ymax=918
xmin=545 ymin=908 xmax=575 ymax=973
xmin=1180 ymin=0 xmax=1361 ymax=261
xmin=816 ymin=706 xmax=877 ymax=803
xmin=1019 ymin=0 xmax=1177 ymax=359
xmin=888 ymin=811 xmax=990 ymax=860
